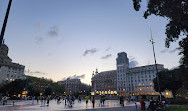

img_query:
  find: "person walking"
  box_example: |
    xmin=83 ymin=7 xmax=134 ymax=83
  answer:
xmin=102 ymin=95 xmax=105 ymax=105
xmin=140 ymin=98 xmax=146 ymax=110
xmin=32 ymin=96 xmax=35 ymax=104
xmin=120 ymin=95 xmax=124 ymax=107
xmin=92 ymin=96 xmax=95 ymax=108
xmin=37 ymin=96 xmax=39 ymax=103
xmin=47 ymin=96 xmax=50 ymax=106
xmin=100 ymin=96 xmax=103 ymax=106
xmin=85 ymin=95 xmax=89 ymax=108
xmin=40 ymin=96 xmax=44 ymax=107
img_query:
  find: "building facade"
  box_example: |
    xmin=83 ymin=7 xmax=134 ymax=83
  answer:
xmin=58 ymin=78 xmax=81 ymax=95
xmin=91 ymin=69 xmax=117 ymax=95
xmin=58 ymin=78 xmax=91 ymax=95
xmin=0 ymin=43 xmax=25 ymax=84
xmin=91 ymin=52 xmax=168 ymax=97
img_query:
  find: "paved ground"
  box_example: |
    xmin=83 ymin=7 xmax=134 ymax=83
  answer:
xmin=0 ymin=99 xmax=143 ymax=111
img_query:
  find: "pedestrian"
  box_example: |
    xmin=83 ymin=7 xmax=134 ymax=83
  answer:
xmin=102 ymin=95 xmax=105 ymax=105
xmin=148 ymin=98 xmax=155 ymax=111
xmin=85 ymin=95 xmax=89 ymax=108
xmin=120 ymin=95 xmax=124 ymax=107
xmin=37 ymin=96 xmax=39 ymax=103
xmin=69 ymin=96 xmax=73 ymax=107
xmin=64 ymin=96 xmax=67 ymax=106
xmin=13 ymin=100 xmax=15 ymax=106
xmin=140 ymin=98 xmax=146 ymax=110
xmin=40 ymin=96 xmax=44 ymax=107
xmin=100 ymin=96 xmax=103 ymax=106
xmin=135 ymin=102 xmax=137 ymax=109
xmin=92 ymin=96 xmax=95 ymax=108
xmin=44 ymin=96 xmax=46 ymax=105
xmin=47 ymin=96 xmax=50 ymax=106
xmin=32 ymin=96 xmax=35 ymax=104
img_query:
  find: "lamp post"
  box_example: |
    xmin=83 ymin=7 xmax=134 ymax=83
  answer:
xmin=0 ymin=0 xmax=12 ymax=47
xmin=150 ymin=32 xmax=161 ymax=101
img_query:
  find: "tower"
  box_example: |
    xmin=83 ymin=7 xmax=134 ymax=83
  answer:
xmin=116 ymin=52 xmax=129 ymax=95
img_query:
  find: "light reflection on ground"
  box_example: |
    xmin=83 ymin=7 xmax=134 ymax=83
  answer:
xmin=0 ymin=99 xmax=140 ymax=110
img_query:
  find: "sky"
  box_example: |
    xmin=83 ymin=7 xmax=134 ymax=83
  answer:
xmin=0 ymin=0 xmax=181 ymax=85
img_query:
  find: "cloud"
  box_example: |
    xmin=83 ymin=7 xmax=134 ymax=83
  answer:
xmin=73 ymin=74 xmax=85 ymax=79
xmin=48 ymin=25 xmax=59 ymax=38
xmin=129 ymin=57 xmax=139 ymax=67
xmin=161 ymin=48 xmax=179 ymax=53
xmin=161 ymin=49 xmax=169 ymax=53
xmin=83 ymin=48 xmax=97 ymax=56
xmin=101 ymin=54 xmax=112 ymax=59
xmin=66 ymin=74 xmax=86 ymax=80
xmin=35 ymin=23 xmax=44 ymax=31
xmin=106 ymin=47 xmax=111 ymax=51
xmin=129 ymin=61 xmax=138 ymax=68
xmin=25 ymin=70 xmax=47 ymax=75
xmin=34 ymin=24 xmax=60 ymax=45
xmin=169 ymin=48 xmax=179 ymax=53
xmin=35 ymin=37 xmax=44 ymax=44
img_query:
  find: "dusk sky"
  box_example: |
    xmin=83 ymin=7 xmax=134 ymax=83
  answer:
xmin=0 ymin=0 xmax=180 ymax=84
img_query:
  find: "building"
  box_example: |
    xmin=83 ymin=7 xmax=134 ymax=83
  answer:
xmin=58 ymin=78 xmax=91 ymax=95
xmin=116 ymin=52 xmax=129 ymax=94
xmin=116 ymin=52 xmax=166 ymax=96
xmin=0 ymin=43 xmax=25 ymax=84
xmin=91 ymin=52 xmax=170 ymax=97
xmin=58 ymin=78 xmax=81 ymax=95
xmin=91 ymin=69 xmax=117 ymax=95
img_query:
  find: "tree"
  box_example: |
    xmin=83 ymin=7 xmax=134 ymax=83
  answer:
xmin=133 ymin=0 xmax=188 ymax=66
xmin=0 ymin=79 xmax=26 ymax=96
xmin=153 ymin=68 xmax=187 ymax=97
xmin=44 ymin=87 xmax=52 ymax=96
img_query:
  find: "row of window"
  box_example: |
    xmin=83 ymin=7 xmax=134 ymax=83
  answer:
xmin=117 ymin=82 xmax=153 ymax=87
xmin=118 ymin=86 xmax=153 ymax=91
xmin=7 ymin=74 xmax=21 ymax=78
xmin=117 ymin=75 xmax=156 ymax=81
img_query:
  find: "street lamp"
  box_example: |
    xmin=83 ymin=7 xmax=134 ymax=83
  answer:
xmin=0 ymin=0 xmax=12 ymax=47
xmin=150 ymin=31 xmax=161 ymax=101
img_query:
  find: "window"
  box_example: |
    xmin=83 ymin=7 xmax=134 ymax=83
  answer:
xmin=145 ymin=79 xmax=147 ymax=81
xmin=149 ymin=75 xmax=151 ymax=78
xmin=7 ymin=74 xmax=9 ymax=77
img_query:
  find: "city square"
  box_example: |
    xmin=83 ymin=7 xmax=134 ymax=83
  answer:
xmin=0 ymin=0 xmax=188 ymax=111
xmin=0 ymin=99 xmax=142 ymax=111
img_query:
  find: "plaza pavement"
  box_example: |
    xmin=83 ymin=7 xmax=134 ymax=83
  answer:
xmin=0 ymin=99 xmax=143 ymax=111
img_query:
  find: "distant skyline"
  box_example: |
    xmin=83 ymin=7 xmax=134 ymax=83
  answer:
xmin=0 ymin=0 xmax=180 ymax=84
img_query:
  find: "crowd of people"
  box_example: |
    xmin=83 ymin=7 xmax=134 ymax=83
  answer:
xmin=1 ymin=94 xmax=168 ymax=110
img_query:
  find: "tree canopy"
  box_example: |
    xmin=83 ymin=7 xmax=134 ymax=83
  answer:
xmin=133 ymin=0 xmax=188 ymax=66
xmin=153 ymin=66 xmax=188 ymax=97
xmin=0 ymin=76 xmax=65 ymax=97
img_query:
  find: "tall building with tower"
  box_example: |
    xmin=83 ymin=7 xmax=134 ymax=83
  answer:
xmin=116 ymin=52 xmax=129 ymax=94
xmin=91 ymin=52 xmax=172 ymax=97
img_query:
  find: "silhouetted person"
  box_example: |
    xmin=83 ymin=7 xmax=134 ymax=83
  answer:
xmin=92 ymin=96 xmax=95 ymax=108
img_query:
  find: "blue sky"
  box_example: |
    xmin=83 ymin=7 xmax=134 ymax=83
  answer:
xmin=0 ymin=0 xmax=181 ymax=84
